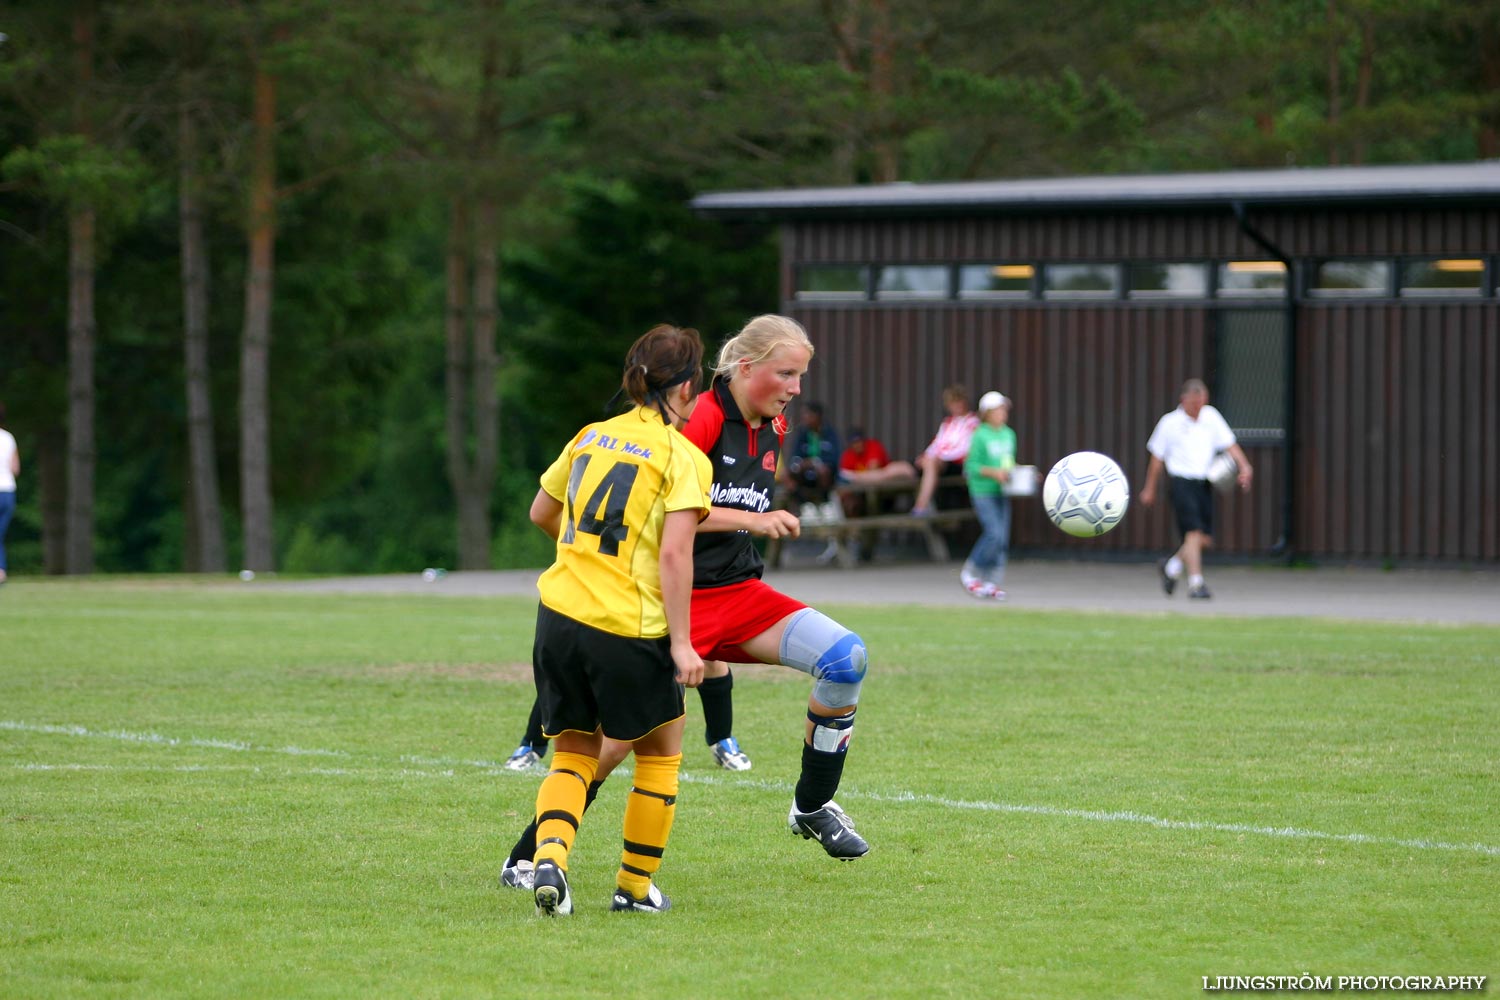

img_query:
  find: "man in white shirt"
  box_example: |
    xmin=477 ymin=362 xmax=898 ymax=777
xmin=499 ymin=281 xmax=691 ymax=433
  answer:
xmin=1139 ymin=379 xmax=1252 ymax=599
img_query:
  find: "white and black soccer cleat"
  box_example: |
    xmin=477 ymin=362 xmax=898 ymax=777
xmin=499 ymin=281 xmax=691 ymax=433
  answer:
xmin=711 ymin=737 xmax=753 ymax=772
xmin=499 ymin=858 xmax=534 ymax=891
xmin=532 ymin=861 xmax=572 ymax=917
xmin=789 ymin=800 xmax=869 ymax=860
xmin=503 ymin=745 xmax=542 ymax=771
xmin=609 ymin=882 xmax=672 ymax=913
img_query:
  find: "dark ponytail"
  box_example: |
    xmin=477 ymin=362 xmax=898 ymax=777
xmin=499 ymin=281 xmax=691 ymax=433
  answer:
xmin=618 ymin=324 xmax=704 ymax=422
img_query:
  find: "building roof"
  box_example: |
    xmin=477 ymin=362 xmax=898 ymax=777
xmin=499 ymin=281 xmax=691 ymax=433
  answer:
xmin=691 ymin=161 xmax=1500 ymax=220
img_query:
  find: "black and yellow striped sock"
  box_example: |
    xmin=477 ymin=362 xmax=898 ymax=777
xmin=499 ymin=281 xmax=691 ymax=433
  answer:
xmin=617 ymin=752 xmax=681 ymax=900
xmin=533 ymin=750 xmax=598 ymax=872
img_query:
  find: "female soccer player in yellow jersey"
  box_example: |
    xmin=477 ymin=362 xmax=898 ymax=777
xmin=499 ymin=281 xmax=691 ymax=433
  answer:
xmin=503 ymin=316 xmax=869 ymax=897
xmin=525 ymin=324 xmax=713 ymax=917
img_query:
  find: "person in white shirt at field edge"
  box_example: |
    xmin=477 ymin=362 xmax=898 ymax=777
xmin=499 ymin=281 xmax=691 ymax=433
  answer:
xmin=1138 ymin=378 xmax=1252 ymax=600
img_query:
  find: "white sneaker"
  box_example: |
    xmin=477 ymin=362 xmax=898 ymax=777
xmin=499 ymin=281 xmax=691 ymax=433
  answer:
xmin=819 ymin=499 xmax=844 ymax=523
xmin=504 ymin=745 xmax=542 ymax=771
xmin=799 ymin=502 xmax=823 ymax=525
xmin=963 ymin=578 xmax=999 ymax=600
xmin=711 ymin=737 xmax=753 ymax=771
xmin=499 ymin=858 xmax=535 ymax=890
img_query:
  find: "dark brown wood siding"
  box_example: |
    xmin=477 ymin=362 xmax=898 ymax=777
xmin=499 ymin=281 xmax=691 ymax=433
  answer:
xmin=785 ymin=208 xmax=1500 ymax=264
xmin=793 ymin=304 xmax=1285 ymax=558
xmin=778 ymin=209 xmax=1500 ymax=564
xmin=1297 ymin=302 xmax=1499 ymax=562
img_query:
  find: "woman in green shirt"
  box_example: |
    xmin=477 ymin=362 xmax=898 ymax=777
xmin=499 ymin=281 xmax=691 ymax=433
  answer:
xmin=961 ymin=391 xmax=1017 ymax=600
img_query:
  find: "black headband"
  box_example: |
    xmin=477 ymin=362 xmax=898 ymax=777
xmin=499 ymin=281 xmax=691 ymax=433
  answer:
xmin=603 ymin=361 xmax=701 ymax=417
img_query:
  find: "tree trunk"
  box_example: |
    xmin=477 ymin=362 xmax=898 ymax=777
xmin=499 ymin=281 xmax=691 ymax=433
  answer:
xmin=463 ymin=196 xmax=500 ymax=568
xmin=443 ymin=195 xmax=497 ymax=571
xmin=1326 ymin=0 xmax=1341 ymax=165
xmin=442 ymin=195 xmax=471 ymax=544
xmin=1351 ymin=13 xmax=1374 ymax=165
xmin=38 ymin=425 xmax=67 ymax=575
xmin=821 ymin=0 xmax=861 ymax=183
xmin=868 ymin=0 xmax=899 ymax=183
xmin=240 ymin=39 xmax=278 ymax=573
xmin=440 ymin=28 xmax=503 ymax=572
xmin=65 ymin=5 xmax=96 ymax=575
xmin=1481 ymin=12 xmax=1500 ymax=157
xmin=180 ymin=94 xmax=226 ymax=573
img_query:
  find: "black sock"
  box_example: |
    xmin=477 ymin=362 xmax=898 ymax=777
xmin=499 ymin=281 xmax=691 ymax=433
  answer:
xmin=794 ymin=742 xmax=847 ymax=814
xmin=508 ymin=779 xmax=602 ymax=865
xmin=697 ymin=671 xmax=734 ymax=745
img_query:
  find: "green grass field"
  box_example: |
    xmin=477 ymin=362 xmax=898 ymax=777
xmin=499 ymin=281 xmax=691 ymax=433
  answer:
xmin=2 ymin=579 xmax=1495 ymax=999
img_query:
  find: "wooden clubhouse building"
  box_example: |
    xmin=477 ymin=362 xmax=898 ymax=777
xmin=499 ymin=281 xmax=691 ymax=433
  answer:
xmin=693 ymin=162 xmax=1500 ymax=567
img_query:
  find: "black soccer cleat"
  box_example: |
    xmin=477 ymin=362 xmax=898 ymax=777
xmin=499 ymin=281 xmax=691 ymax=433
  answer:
xmin=1188 ymin=584 xmax=1213 ymax=600
xmin=789 ymin=800 xmax=870 ymax=860
xmin=533 ymin=861 xmax=572 ymax=917
xmin=609 ymin=882 xmax=672 ymax=913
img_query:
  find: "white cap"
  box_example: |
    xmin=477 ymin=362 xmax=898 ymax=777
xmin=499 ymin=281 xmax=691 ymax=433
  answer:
xmin=978 ymin=391 xmax=1009 ymax=413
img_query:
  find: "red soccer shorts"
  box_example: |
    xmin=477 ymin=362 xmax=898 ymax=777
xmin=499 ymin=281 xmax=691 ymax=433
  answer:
xmin=691 ymin=578 xmax=807 ymax=663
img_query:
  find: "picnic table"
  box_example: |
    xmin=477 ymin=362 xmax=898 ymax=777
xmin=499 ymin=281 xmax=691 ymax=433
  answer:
xmin=764 ymin=475 xmax=975 ymax=569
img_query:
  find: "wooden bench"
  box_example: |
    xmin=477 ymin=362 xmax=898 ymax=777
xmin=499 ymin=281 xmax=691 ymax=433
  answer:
xmin=764 ymin=476 xmax=975 ymax=569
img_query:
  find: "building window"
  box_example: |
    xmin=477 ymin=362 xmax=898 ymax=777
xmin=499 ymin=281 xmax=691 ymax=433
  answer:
xmin=795 ymin=264 xmax=868 ymax=300
xmin=1309 ymin=259 xmax=1391 ymax=296
xmin=1399 ymin=258 xmax=1484 ymax=297
xmin=1128 ymin=262 xmax=1208 ymax=298
xmin=876 ymin=264 xmax=949 ymax=300
xmin=1215 ymin=309 xmax=1286 ymax=444
xmin=1043 ymin=263 xmax=1120 ymax=299
xmin=957 ymin=263 xmax=1034 ymax=299
xmin=1217 ymin=260 xmax=1286 ymax=297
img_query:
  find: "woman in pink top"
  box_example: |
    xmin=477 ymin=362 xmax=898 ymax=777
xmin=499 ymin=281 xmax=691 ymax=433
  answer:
xmin=912 ymin=384 xmax=979 ymax=515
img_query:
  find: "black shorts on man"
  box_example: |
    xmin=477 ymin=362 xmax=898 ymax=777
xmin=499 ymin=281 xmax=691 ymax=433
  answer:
xmin=1168 ymin=476 xmax=1214 ymax=536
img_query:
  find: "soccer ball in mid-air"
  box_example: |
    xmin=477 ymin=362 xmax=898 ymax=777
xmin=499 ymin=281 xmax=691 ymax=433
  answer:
xmin=1042 ymin=451 xmax=1130 ymax=537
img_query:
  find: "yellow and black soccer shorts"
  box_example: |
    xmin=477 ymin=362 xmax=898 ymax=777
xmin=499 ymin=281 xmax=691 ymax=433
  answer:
xmin=532 ymin=603 xmax=686 ymax=743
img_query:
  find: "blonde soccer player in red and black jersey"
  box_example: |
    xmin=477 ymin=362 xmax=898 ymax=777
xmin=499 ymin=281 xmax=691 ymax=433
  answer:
xmin=502 ymin=316 xmax=870 ymax=888
xmin=526 ymin=324 xmax=713 ymax=917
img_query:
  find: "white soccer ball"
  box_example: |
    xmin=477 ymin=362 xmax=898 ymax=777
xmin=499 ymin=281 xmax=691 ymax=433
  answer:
xmin=1042 ymin=451 xmax=1131 ymax=537
xmin=1208 ymin=452 xmax=1238 ymax=493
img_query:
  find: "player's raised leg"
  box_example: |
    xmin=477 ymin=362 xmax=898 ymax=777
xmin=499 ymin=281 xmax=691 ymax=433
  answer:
xmin=741 ymin=608 xmax=870 ymax=859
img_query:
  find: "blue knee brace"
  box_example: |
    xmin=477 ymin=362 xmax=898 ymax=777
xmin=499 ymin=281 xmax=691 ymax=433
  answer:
xmin=779 ymin=608 xmax=867 ymax=708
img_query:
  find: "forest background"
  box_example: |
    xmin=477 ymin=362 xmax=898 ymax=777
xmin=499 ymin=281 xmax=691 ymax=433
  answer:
xmin=2 ymin=0 xmax=1497 ymax=577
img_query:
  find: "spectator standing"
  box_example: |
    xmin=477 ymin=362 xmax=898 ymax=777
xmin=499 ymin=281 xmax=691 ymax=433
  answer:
xmin=911 ymin=385 xmax=979 ymax=516
xmin=0 ymin=402 xmax=17 ymax=585
xmin=960 ymin=392 xmax=1017 ymax=600
xmin=1138 ymin=378 xmax=1253 ymax=600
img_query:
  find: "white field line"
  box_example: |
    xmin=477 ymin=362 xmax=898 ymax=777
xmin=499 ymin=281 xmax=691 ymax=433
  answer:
xmin=5 ymin=719 xmax=1498 ymax=858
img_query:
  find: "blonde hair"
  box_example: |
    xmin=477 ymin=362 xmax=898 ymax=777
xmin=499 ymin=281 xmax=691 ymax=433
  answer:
xmin=713 ymin=314 xmax=814 ymax=381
